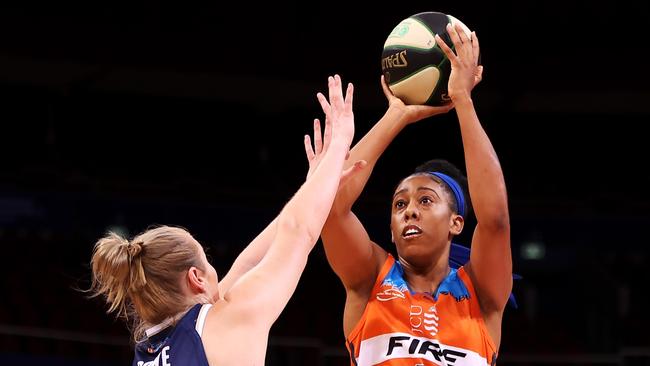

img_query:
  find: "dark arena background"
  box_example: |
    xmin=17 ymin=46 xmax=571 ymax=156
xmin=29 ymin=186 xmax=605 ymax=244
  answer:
xmin=1 ymin=1 xmax=649 ymax=365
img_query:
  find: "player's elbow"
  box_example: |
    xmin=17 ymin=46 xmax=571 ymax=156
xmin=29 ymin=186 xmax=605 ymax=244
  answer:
xmin=478 ymin=276 xmax=514 ymax=314
xmin=485 ymin=214 xmax=510 ymax=233
xmin=277 ymin=214 xmax=319 ymax=250
xmin=329 ymin=197 xmax=351 ymax=217
xmin=481 ymin=211 xmax=510 ymax=231
xmin=480 ymin=201 xmax=510 ymax=234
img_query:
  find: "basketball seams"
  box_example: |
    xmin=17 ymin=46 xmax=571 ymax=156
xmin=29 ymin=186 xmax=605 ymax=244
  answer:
xmin=412 ymin=13 xmax=455 ymax=53
xmin=407 ymin=15 xmax=455 ymax=73
xmin=424 ymin=66 xmax=445 ymax=105
xmin=383 ymin=45 xmax=436 ymax=52
xmin=442 ymin=15 xmax=459 ymax=58
xmin=436 ymin=56 xmax=450 ymax=70
xmin=409 ymin=17 xmax=437 ymax=51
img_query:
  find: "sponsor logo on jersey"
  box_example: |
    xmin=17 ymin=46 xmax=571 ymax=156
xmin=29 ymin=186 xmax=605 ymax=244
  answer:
xmin=409 ymin=305 xmax=439 ymax=337
xmin=376 ymin=278 xmax=408 ymax=302
xmin=357 ymin=333 xmax=488 ymax=366
xmin=138 ymin=345 xmax=171 ymax=366
xmin=377 ymin=285 xmax=406 ymax=301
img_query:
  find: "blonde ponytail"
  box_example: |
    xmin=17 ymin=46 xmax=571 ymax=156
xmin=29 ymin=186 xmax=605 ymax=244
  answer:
xmin=90 ymin=232 xmax=134 ymax=318
xmin=127 ymin=240 xmax=147 ymax=292
xmin=89 ymin=226 xmax=202 ymax=342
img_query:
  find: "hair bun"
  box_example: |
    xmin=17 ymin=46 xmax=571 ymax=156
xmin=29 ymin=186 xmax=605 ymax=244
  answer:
xmin=127 ymin=240 xmax=144 ymax=259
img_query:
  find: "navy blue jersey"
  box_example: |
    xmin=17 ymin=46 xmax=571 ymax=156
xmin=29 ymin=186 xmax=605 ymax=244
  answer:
xmin=133 ymin=303 xmax=212 ymax=366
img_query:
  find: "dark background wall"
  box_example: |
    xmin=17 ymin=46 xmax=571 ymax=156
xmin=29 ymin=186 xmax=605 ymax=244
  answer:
xmin=1 ymin=1 xmax=649 ymax=365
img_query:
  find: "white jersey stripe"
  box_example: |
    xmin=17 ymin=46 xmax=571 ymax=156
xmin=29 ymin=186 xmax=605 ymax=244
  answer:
xmin=195 ymin=303 xmax=213 ymax=337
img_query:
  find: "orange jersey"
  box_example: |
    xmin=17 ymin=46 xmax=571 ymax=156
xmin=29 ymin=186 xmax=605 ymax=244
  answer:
xmin=346 ymin=255 xmax=497 ymax=366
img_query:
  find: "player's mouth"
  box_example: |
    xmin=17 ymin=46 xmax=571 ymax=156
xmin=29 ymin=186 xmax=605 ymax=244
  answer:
xmin=402 ymin=225 xmax=423 ymax=239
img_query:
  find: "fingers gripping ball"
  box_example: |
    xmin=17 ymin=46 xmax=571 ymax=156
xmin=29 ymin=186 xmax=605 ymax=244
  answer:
xmin=381 ymin=12 xmax=475 ymax=106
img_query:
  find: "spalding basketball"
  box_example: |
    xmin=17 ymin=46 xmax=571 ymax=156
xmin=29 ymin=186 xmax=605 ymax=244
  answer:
xmin=381 ymin=12 xmax=474 ymax=106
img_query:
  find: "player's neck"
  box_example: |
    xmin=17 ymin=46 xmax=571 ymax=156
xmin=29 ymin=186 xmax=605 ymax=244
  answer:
xmin=400 ymin=258 xmax=451 ymax=294
xmin=144 ymin=306 xmax=193 ymax=339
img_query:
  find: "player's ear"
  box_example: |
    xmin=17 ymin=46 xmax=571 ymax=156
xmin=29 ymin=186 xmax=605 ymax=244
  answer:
xmin=450 ymin=214 xmax=464 ymax=236
xmin=187 ymin=266 xmax=206 ymax=294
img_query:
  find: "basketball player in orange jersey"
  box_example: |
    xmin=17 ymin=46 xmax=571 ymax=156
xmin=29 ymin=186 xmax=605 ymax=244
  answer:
xmin=318 ymin=23 xmax=511 ymax=365
xmin=88 ymin=75 xmax=366 ymax=366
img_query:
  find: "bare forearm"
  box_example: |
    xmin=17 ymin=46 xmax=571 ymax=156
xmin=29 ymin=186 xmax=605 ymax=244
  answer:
xmin=226 ymin=136 xmax=350 ymax=318
xmin=455 ymin=98 xmax=509 ymax=226
xmin=334 ymin=106 xmax=408 ymax=213
xmin=222 ymin=137 xmax=347 ymax=293
xmin=322 ymin=106 xmax=408 ymax=289
xmin=231 ymin=137 xmax=349 ymax=324
xmin=280 ymin=137 xmax=350 ymax=246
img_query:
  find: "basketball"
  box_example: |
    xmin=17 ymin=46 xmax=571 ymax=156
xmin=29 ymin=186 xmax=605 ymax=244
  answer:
xmin=381 ymin=11 xmax=474 ymax=106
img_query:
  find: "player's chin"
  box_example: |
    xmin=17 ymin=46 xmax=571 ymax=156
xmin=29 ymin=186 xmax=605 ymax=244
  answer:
xmin=396 ymin=239 xmax=433 ymax=261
